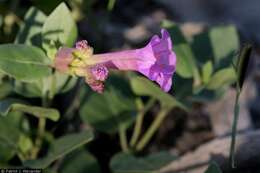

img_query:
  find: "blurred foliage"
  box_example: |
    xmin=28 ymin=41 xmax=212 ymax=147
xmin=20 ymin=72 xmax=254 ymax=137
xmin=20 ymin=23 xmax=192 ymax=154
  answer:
xmin=60 ymin=149 xmax=101 ymax=173
xmin=0 ymin=1 xmax=238 ymax=173
xmin=23 ymin=131 xmax=94 ymax=168
xmin=110 ymin=151 xmax=176 ymax=173
xmin=0 ymin=98 xmax=60 ymax=121
xmin=42 ymin=2 xmax=77 ymax=59
xmin=162 ymin=20 xmax=239 ymax=103
xmin=80 ymin=75 xmax=136 ymax=134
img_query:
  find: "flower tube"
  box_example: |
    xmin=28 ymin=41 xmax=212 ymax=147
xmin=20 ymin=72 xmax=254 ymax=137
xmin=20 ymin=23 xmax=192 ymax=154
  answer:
xmin=54 ymin=29 xmax=176 ymax=93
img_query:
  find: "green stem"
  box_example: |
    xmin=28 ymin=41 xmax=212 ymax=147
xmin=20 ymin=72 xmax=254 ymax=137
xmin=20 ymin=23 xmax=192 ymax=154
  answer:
xmin=107 ymin=0 xmax=116 ymax=11
xmin=17 ymin=152 xmax=26 ymax=161
xmin=30 ymin=96 xmax=48 ymax=159
xmin=119 ymin=126 xmax=129 ymax=153
xmin=229 ymin=85 xmax=241 ymax=168
xmin=63 ymin=80 xmax=83 ymax=119
xmin=49 ymin=74 xmax=57 ymax=100
xmin=136 ymin=107 xmax=171 ymax=151
xmin=31 ymin=117 xmax=46 ymax=159
xmin=130 ymin=98 xmax=156 ymax=147
xmin=35 ymin=117 xmax=46 ymax=147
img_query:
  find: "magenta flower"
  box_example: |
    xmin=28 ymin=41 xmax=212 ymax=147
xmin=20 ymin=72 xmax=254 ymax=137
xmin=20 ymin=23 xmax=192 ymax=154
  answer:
xmin=54 ymin=29 xmax=176 ymax=93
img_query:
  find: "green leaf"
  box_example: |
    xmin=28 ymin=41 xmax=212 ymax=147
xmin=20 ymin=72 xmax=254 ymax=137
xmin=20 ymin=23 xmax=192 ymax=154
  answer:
xmin=43 ymin=169 xmax=57 ymax=173
xmin=110 ymin=152 xmax=176 ymax=173
xmin=172 ymin=74 xmax=193 ymax=103
xmin=12 ymin=104 xmax=60 ymax=121
xmin=174 ymin=44 xmax=199 ymax=79
xmin=190 ymin=89 xmax=225 ymax=103
xmin=60 ymin=149 xmax=101 ymax=173
xmin=23 ymin=131 xmax=94 ymax=168
xmin=0 ymin=82 xmax=12 ymax=99
xmin=33 ymin=0 xmax=64 ymax=14
xmin=130 ymin=76 xmax=187 ymax=110
xmin=0 ymin=44 xmax=51 ymax=81
xmin=107 ymin=0 xmax=116 ymax=11
xmin=206 ymin=67 xmax=236 ymax=90
xmin=0 ymin=112 xmax=21 ymax=162
xmin=14 ymin=81 xmax=44 ymax=98
xmin=0 ymin=141 xmax=15 ymax=162
xmin=205 ymin=162 xmax=222 ymax=173
xmin=0 ymin=99 xmax=60 ymax=121
xmin=202 ymin=61 xmax=213 ymax=84
xmin=53 ymin=72 xmax=77 ymax=94
xmin=0 ymin=15 xmax=3 ymax=28
xmin=161 ymin=20 xmax=186 ymax=45
xmin=80 ymin=75 xmax=136 ymax=134
xmin=42 ymin=2 xmax=77 ymax=59
xmin=18 ymin=134 xmax=33 ymax=155
xmin=192 ymin=25 xmax=239 ymax=68
xmin=236 ymin=44 xmax=252 ymax=89
xmin=210 ymin=25 xmax=239 ymax=66
xmin=14 ymin=72 xmax=77 ymax=98
xmin=191 ymin=31 xmax=213 ymax=64
xmin=162 ymin=21 xmax=199 ymax=80
xmin=15 ymin=7 xmax=46 ymax=47
xmin=42 ymin=72 xmax=77 ymax=98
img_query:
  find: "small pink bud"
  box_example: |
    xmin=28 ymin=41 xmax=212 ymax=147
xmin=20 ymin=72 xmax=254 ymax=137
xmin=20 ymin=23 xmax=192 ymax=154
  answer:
xmin=76 ymin=40 xmax=89 ymax=50
xmin=90 ymin=64 xmax=109 ymax=81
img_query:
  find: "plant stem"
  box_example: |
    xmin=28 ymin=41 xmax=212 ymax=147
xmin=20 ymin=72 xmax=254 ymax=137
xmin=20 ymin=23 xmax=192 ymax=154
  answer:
xmin=130 ymin=98 xmax=156 ymax=147
xmin=229 ymin=44 xmax=252 ymax=168
xmin=30 ymin=96 xmax=48 ymax=159
xmin=136 ymin=107 xmax=171 ymax=151
xmin=31 ymin=117 xmax=46 ymax=159
xmin=119 ymin=126 xmax=129 ymax=153
xmin=49 ymin=74 xmax=57 ymax=100
xmin=229 ymin=85 xmax=241 ymax=168
xmin=107 ymin=0 xmax=116 ymax=11
xmin=63 ymin=79 xmax=84 ymax=119
xmin=36 ymin=118 xmax=46 ymax=147
xmin=130 ymin=110 xmax=144 ymax=147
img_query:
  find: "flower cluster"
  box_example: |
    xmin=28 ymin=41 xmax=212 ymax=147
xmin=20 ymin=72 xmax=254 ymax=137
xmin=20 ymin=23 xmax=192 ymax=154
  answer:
xmin=54 ymin=29 xmax=176 ymax=93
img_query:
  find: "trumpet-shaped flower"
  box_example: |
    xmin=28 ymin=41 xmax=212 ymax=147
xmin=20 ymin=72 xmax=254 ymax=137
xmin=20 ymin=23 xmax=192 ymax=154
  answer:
xmin=54 ymin=29 xmax=176 ymax=93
